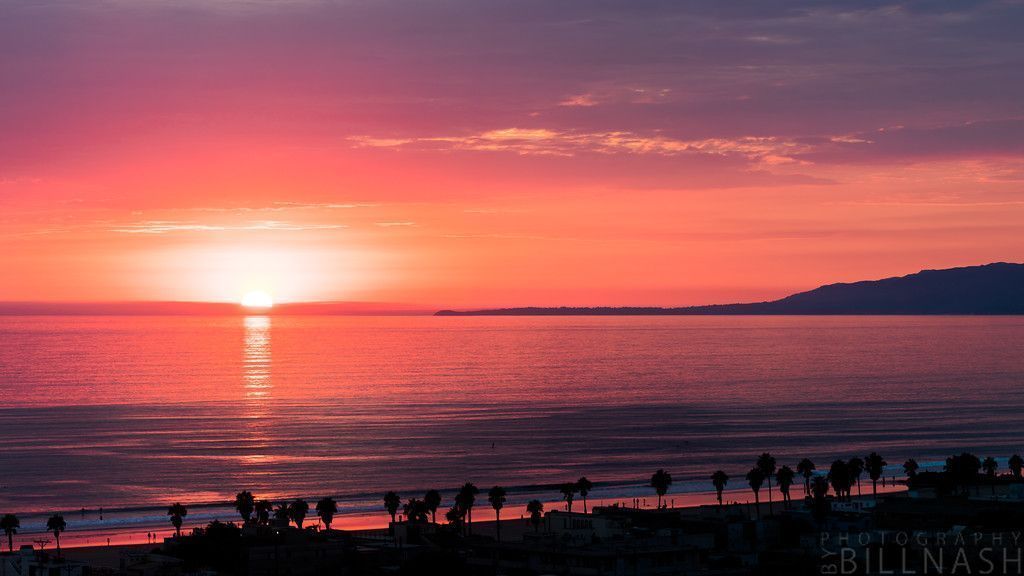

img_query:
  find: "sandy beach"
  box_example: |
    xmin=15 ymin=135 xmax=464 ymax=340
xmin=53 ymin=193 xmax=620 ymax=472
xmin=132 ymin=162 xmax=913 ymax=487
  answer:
xmin=8 ymin=481 xmax=908 ymax=551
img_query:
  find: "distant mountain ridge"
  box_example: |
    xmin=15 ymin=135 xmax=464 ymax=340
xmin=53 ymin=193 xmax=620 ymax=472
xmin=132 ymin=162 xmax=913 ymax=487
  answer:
xmin=435 ymin=263 xmax=1024 ymax=316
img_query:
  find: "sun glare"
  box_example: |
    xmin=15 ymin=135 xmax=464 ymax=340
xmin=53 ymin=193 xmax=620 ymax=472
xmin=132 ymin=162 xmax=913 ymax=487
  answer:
xmin=241 ymin=291 xmax=274 ymax=309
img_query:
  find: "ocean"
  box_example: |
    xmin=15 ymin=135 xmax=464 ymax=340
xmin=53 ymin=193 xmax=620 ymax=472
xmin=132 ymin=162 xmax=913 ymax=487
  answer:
xmin=1 ymin=315 xmax=1022 ymax=543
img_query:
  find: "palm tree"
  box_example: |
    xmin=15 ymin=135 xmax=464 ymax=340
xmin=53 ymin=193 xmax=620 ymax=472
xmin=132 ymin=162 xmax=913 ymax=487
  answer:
xmin=745 ymin=468 xmax=765 ymax=519
xmin=650 ymin=469 xmax=672 ymax=509
xmin=384 ymin=491 xmax=401 ymax=524
xmin=711 ymin=471 xmax=729 ymax=508
xmin=315 ymin=497 xmax=338 ymax=531
xmin=47 ymin=514 xmax=66 ymax=557
xmin=444 ymin=506 xmax=464 ymax=532
xmin=1010 ymin=454 xmax=1023 ymax=480
xmin=828 ymin=460 xmax=850 ymax=501
xmin=234 ymin=491 xmax=255 ymax=523
xmin=289 ymin=499 xmax=309 ymax=529
xmin=456 ymin=483 xmax=480 ymax=535
xmin=903 ymin=459 xmax=919 ymax=479
xmin=983 ymin=457 xmax=999 ymax=495
xmin=424 ymin=490 xmax=442 ymax=523
xmin=1 ymin=514 xmax=19 ymax=552
xmin=559 ymin=483 xmax=577 ymax=512
xmin=167 ymin=503 xmax=187 ymax=537
xmin=404 ymin=499 xmax=429 ymax=523
xmin=488 ymin=486 xmax=507 ymax=541
xmin=756 ymin=453 xmax=777 ymax=514
xmin=847 ymin=457 xmax=865 ymax=497
xmin=946 ymin=452 xmax=982 ymax=495
xmin=777 ymin=465 xmax=795 ymax=507
xmin=255 ymin=500 xmax=274 ymax=525
xmin=526 ymin=499 xmax=544 ymax=532
xmin=864 ymin=452 xmax=887 ymax=497
xmin=811 ymin=476 xmax=831 ymax=524
xmin=983 ymin=457 xmax=998 ymax=477
xmin=576 ymin=477 xmax=593 ymax=513
xmin=796 ymin=458 xmax=816 ymax=496
xmin=273 ymin=504 xmax=291 ymax=525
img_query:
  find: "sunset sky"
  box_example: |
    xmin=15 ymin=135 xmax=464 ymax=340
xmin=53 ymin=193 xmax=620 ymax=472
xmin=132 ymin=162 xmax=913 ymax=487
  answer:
xmin=2 ymin=0 xmax=1022 ymax=307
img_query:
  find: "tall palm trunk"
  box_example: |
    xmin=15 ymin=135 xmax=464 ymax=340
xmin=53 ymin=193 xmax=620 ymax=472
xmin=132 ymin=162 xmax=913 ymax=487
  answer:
xmin=766 ymin=476 xmax=773 ymax=515
xmin=495 ymin=510 xmax=501 ymax=542
xmin=753 ymin=493 xmax=760 ymax=519
xmin=55 ymin=533 xmax=61 ymax=558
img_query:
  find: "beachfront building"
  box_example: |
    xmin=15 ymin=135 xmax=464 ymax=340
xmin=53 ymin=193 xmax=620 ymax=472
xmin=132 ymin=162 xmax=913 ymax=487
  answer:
xmin=1 ymin=546 xmax=91 ymax=576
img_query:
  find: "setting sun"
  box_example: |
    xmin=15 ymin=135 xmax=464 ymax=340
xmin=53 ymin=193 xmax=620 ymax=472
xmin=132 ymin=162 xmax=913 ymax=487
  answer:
xmin=241 ymin=291 xmax=274 ymax=309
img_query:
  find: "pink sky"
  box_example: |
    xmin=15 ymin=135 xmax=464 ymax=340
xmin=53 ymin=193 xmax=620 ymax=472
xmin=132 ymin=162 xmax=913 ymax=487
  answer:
xmin=1 ymin=1 xmax=1023 ymax=307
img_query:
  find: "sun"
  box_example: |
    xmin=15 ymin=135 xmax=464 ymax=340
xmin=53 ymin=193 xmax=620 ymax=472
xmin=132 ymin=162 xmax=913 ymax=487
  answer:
xmin=241 ymin=291 xmax=274 ymax=309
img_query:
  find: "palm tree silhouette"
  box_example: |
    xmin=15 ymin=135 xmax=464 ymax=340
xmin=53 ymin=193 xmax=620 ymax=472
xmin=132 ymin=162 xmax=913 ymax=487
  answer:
xmin=983 ymin=457 xmax=998 ymax=477
xmin=273 ymin=504 xmax=291 ymax=525
xmin=255 ymin=500 xmax=273 ymax=525
xmin=828 ymin=460 xmax=850 ymax=501
xmin=756 ymin=453 xmax=777 ymax=515
xmin=711 ymin=471 xmax=729 ymax=508
xmin=797 ymin=459 xmax=816 ymax=496
xmin=864 ymin=452 xmax=887 ymax=497
xmin=559 ymin=483 xmax=577 ymax=512
xmin=315 ymin=497 xmax=338 ymax=531
xmin=650 ymin=469 xmax=672 ymax=509
xmin=424 ymin=490 xmax=442 ymax=524
xmin=487 ymin=486 xmax=507 ymax=541
xmin=46 ymin=514 xmax=66 ymax=557
xmin=526 ymin=500 xmax=544 ymax=533
xmin=1 ymin=514 xmax=19 ymax=552
xmin=903 ymin=459 xmax=919 ymax=479
xmin=776 ymin=465 xmax=795 ymax=507
xmin=289 ymin=499 xmax=309 ymax=530
xmin=945 ymin=453 xmax=981 ymax=495
xmin=404 ymin=499 xmax=429 ymax=523
xmin=576 ymin=477 xmax=593 ymax=513
xmin=847 ymin=457 xmax=864 ymax=497
xmin=234 ymin=491 xmax=255 ymax=523
xmin=454 ymin=479 xmax=477 ymax=532
xmin=811 ymin=476 xmax=831 ymax=524
xmin=445 ymin=505 xmax=464 ymax=532
xmin=384 ymin=491 xmax=401 ymax=524
xmin=1010 ymin=454 xmax=1023 ymax=480
xmin=456 ymin=483 xmax=479 ymax=535
xmin=983 ymin=457 xmax=998 ymax=495
xmin=167 ymin=503 xmax=187 ymax=537
xmin=745 ymin=468 xmax=765 ymax=519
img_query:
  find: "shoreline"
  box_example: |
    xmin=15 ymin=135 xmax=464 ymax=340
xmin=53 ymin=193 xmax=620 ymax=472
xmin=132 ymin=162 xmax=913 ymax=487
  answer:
xmin=6 ymin=482 xmax=909 ymax=551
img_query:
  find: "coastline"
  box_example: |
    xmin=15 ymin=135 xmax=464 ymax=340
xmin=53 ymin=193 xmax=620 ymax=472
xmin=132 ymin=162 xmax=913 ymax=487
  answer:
xmin=7 ymin=482 xmax=908 ymax=550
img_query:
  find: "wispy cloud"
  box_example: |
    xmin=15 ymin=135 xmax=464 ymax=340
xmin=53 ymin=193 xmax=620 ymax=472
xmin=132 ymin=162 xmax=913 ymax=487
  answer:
xmin=350 ymin=128 xmax=811 ymax=164
xmin=188 ymin=202 xmax=375 ymax=213
xmin=558 ymin=93 xmax=599 ymax=107
xmin=375 ymin=221 xmax=416 ymax=227
xmin=110 ymin=220 xmax=347 ymax=234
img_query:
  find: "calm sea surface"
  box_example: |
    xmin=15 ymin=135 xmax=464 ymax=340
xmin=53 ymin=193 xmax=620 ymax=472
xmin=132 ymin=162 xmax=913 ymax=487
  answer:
xmin=1 ymin=315 xmax=1023 ymax=531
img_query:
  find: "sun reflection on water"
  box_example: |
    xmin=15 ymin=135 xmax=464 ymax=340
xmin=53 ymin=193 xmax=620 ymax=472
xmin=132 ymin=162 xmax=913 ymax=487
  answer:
xmin=243 ymin=315 xmax=272 ymax=399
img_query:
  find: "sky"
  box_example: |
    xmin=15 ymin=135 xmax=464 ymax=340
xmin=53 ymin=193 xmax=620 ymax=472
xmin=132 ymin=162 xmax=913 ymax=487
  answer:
xmin=1 ymin=0 xmax=1023 ymax=307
